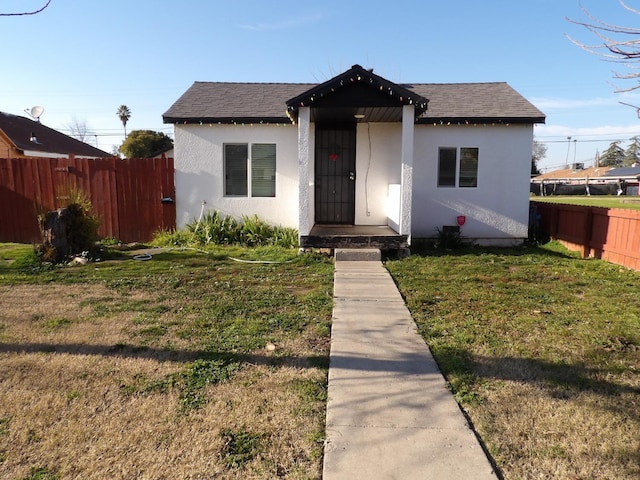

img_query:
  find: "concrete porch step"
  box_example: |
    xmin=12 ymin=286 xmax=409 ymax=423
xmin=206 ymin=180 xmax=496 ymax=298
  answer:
xmin=334 ymin=248 xmax=381 ymax=262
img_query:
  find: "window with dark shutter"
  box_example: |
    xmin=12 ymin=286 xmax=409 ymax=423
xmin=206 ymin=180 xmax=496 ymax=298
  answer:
xmin=224 ymin=144 xmax=248 ymax=196
xmin=251 ymin=144 xmax=276 ymax=197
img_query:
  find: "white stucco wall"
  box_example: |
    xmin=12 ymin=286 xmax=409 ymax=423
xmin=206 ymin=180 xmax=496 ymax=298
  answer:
xmin=173 ymin=124 xmax=299 ymax=229
xmin=412 ymin=124 xmax=534 ymax=244
xmin=354 ymin=123 xmax=402 ymax=225
xmin=173 ymin=121 xmax=534 ymax=245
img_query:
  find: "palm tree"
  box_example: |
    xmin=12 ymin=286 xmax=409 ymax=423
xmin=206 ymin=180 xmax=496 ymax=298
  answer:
xmin=116 ymin=105 xmax=131 ymax=137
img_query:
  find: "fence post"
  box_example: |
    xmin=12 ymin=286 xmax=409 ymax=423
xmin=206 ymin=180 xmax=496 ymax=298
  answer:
xmin=582 ymin=207 xmax=594 ymax=258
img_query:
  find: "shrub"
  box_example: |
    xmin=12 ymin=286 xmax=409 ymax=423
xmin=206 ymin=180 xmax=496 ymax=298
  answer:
xmin=36 ymin=186 xmax=100 ymax=264
xmin=435 ymin=226 xmax=466 ymax=250
xmin=153 ymin=211 xmax=298 ymax=248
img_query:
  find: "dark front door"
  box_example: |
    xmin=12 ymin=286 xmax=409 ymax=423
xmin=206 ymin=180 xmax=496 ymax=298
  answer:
xmin=315 ymin=124 xmax=356 ymax=224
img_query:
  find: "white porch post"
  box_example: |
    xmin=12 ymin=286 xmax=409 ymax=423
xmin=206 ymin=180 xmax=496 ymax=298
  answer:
xmin=297 ymin=107 xmax=312 ymax=237
xmin=400 ymin=105 xmax=414 ymax=241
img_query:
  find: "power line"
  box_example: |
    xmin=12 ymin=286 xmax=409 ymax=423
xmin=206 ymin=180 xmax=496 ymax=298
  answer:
xmin=539 ymin=138 xmax=631 ymax=144
xmin=0 ymin=0 xmax=52 ymax=16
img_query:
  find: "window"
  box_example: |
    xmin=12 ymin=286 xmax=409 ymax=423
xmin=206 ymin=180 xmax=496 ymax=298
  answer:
xmin=438 ymin=147 xmax=479 ymax=188
xmin=437 ymin=148 xmax=457 ymax=187
xmin=224 ymin=143 xmax=276 ymax=197
xmin=459 ymin=148 xmax=479 ymax=187
xmin=251 ymin=144 xmax=276 ymax=197
xmin=225 ymin=144 xmax=248 ymax=196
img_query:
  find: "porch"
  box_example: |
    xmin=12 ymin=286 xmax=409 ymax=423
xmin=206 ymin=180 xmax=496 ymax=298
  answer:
xmin=299 ymin=224 xmax=408 ymax=250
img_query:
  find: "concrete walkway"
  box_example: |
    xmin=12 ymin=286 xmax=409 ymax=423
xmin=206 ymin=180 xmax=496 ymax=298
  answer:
xmin=322 ymin=251 xmax=497 ymax=479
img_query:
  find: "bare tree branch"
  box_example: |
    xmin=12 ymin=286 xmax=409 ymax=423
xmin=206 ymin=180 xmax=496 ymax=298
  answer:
xmin=0 ymin=0 xmax=52 ymax=16
xmin=566 ymin=0 xmax=640 ymax=91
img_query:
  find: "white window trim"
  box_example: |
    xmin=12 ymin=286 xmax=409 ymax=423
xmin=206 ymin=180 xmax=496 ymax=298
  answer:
xmin=223 ymin=143 xmax=276 ymax=198
xmin=437 ymin=146 xmax=479 ymax=188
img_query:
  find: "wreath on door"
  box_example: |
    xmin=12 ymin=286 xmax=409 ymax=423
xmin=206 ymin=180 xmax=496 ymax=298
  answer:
xmin=328 ymin=144 xmax=341 ymax=161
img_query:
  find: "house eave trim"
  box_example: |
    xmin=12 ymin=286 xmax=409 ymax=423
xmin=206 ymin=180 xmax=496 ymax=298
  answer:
xmin=417 ymin=116 xmax=546 ymax=125
xmin=163 ymin=116 xmax=293 ymax=125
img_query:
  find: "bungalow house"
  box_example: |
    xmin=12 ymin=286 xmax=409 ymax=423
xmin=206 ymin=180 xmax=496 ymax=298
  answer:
xmin=0 ymin=111 xmax=110 ymax=158
xmin=163 ymin=64 xmax=545 ymax=248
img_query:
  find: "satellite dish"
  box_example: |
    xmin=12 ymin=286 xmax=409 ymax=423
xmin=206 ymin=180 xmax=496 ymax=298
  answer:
xmin=30 ymin=106 xmax=44 ymax=121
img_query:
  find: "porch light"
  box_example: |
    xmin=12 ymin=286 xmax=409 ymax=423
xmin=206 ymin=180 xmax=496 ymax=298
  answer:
xmin=354 ymin=114 xmax=365 ymax=119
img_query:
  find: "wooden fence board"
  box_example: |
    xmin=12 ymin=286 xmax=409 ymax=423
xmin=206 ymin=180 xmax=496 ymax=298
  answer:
xmin=534 ymin=201 xmax=640 ymax=272
xmin=0 ymin=157 xmax=175 ymax=244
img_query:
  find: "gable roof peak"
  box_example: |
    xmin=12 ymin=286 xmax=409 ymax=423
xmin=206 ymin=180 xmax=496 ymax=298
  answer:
xmin=285 ymin=64 xmax=429 ymax=121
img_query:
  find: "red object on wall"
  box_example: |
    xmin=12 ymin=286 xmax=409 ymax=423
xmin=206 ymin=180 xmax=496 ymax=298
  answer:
xmin=457 ymin=215 xmax=466 ymax=226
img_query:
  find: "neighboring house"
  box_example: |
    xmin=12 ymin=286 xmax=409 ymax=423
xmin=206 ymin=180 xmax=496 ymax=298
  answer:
xmin=150 ymin=146 xmax=174 ymax=159
xmin=163 ymin=64 xmax=545 ymax=247
xmin=601 ymin=165 xmax=640 ymax=195
xmin=0 ymin=111 xmax=110 ymax=158
xmin=530 ymin=164 xmax=640 ymax=196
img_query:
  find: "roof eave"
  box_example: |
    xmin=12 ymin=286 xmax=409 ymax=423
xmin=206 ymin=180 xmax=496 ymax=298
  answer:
xmin=417 ymin=116 xmax=546 ymax=125
xmin=163 ymin=116 xmax=293 ymax=125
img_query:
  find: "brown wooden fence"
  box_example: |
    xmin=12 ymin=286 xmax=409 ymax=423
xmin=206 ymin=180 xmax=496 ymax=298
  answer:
xmin=532 ymin=200 xmax=640 ymax=271
xmin=0 ymin=156 xmax=175 ymax=244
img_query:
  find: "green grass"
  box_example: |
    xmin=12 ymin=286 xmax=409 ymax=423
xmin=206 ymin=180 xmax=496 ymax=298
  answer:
xmin=532 ymin=195 xmax=640 ymax=210
xmin=386 ymin=242 xmax=640 ymax=479
xmin=0 ymin=243 xmax=334 ymax=479
xmin=219 ymin=428 xmax=268 ymax=469
xmin=1 ymin=245 xmax=334 ymax=355
xmin=22 ymin=467 xmax=59 ymax=480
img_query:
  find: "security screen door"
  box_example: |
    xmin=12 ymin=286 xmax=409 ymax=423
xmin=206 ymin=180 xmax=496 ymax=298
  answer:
xmin=314 ymin=124 xmax=356 ymax=224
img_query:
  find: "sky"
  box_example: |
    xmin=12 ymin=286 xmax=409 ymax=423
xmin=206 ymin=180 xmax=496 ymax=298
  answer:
xmin=2 ymin=0 xmax=640 ymax=171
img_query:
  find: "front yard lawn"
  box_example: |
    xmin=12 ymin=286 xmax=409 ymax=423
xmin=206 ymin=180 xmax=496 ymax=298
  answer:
xmin=0 ymin=244 xmax=334 ymax=479
xmin=387 ymin=242 xmax=640 ymax=479
xmin=2 ymin=240 xmax=639 ymax=479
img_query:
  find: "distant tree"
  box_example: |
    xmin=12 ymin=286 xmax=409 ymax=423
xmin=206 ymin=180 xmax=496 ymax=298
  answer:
xmin=116 ymin=105 xmax=131 ymax=137
xmin=624 ymin=135 xmax=640 ymax=165
xmin=532 ymin=139 xmax=547 ymax=175
xmin=567 ymin=1 xmax=640 ymax=92
xmin=599 ymin=140 xmax=626 ymax=167
xmin=119 ymin=130 xmax=173 ymax=158
xmin=64 ymin=117 xmax=94 ymax=145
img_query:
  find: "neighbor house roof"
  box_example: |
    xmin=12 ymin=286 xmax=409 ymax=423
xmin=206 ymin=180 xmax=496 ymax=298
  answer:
xmin=0 ymin=111 xmax=110 ymax=157
xmin=603 ymin=166 xmax=640 ymax=178
xmin=532 ymin=166 xmax=614 ymax=182
xmin=163 ymin=66 xmax=545 ymax=125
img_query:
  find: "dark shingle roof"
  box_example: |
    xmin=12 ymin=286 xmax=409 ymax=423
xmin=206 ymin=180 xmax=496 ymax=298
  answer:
xmin=163 ymin=82 xmax=313 ymax=124
xmin=410 ymin=82 xmax=545 ymax=123
xmin=603 ymin=166 xmax=640 ymax=177
xmin=0 ymin=112 xmax=111 ymax=157
xmin=163 ymin=74 xmax=545 ymax=125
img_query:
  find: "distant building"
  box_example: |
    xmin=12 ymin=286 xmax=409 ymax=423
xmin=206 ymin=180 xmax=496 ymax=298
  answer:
xmin=531 ymin=164 xmax=640 ymax=196
xmin=0 ymin=111 xmax=110 ymax=159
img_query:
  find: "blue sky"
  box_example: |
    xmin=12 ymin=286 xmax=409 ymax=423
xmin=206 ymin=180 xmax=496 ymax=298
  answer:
xmin=2 ymin=0 xmax=640 ymax=170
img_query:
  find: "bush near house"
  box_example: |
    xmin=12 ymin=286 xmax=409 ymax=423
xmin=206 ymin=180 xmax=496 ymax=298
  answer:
xmin=153 ymin=211 xmax=298 ymax=249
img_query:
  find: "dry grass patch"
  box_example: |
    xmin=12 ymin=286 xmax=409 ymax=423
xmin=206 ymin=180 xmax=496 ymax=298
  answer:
xmin=0 ymin=245 xmax=333 ymax=479
xmin=387 ymin=243 xmax=640 ymax=479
